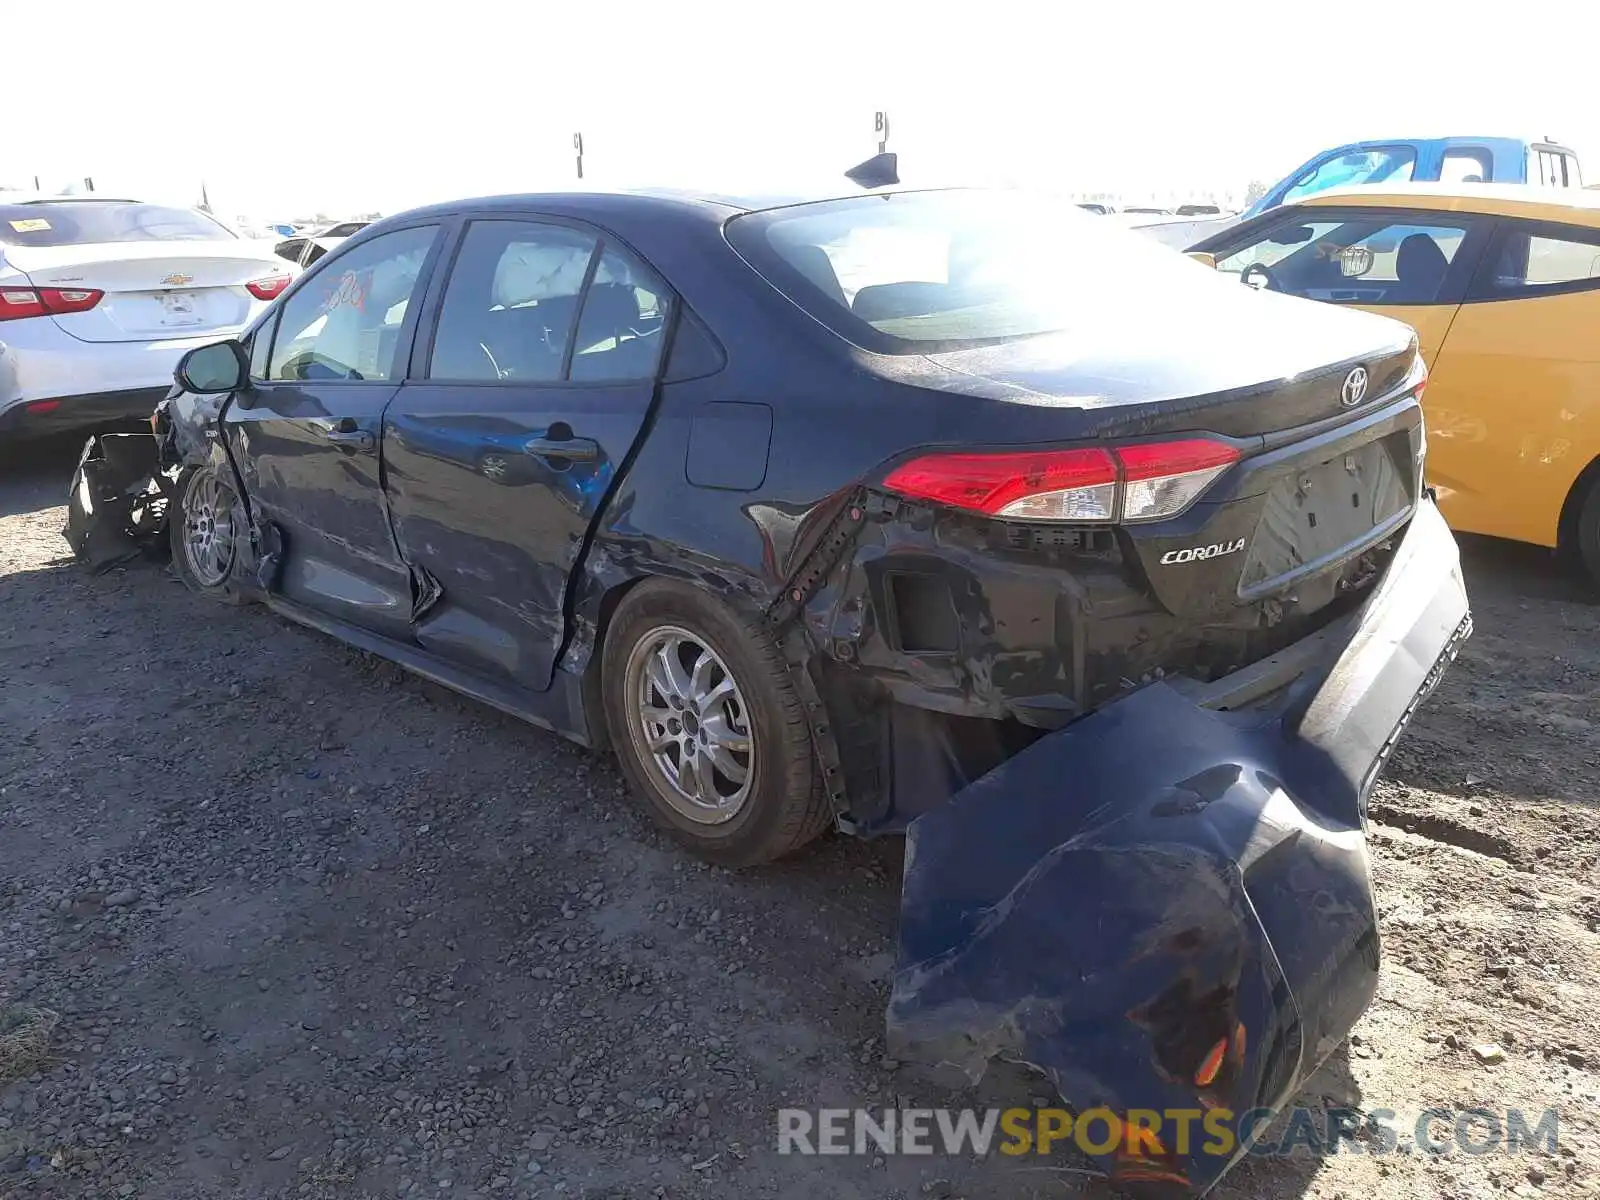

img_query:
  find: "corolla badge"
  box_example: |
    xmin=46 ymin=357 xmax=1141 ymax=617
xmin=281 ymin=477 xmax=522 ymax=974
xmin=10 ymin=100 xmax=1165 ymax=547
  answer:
xmin=1341 ymin=366 xmax=1369 ymax=408
xmin=1160 ymin=538 xmax=1245 ymax=565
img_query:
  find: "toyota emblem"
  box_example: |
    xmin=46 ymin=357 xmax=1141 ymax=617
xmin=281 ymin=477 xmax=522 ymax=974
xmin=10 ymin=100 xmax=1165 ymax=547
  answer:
xmin=1340 ymin=366 xmax=1369 ymax=408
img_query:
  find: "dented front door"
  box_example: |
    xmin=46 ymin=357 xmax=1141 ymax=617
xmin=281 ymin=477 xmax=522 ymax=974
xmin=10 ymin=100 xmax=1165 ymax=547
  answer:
xmin=224 ymin=224 xmax=441 ymax=637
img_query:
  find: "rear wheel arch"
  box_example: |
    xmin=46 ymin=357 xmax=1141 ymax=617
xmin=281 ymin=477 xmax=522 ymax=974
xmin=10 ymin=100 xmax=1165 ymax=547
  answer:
xmin=595 ymin=574 xmax=831 ymax=865
xmin=1558 ymin=453 xmax=1600 ymax=582
xmin=1557 ymin=453 xmax=1600 ymax=546
xmin=576 ymin=565 xmax=777 ymax=750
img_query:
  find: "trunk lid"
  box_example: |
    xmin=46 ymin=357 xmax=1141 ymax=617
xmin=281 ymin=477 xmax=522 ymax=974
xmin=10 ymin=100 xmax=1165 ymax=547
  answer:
xmin=6 ymin=241 xmax=283 ymax=343
xmin=907 ymin=293 xmax=1426 ymax=624
xmin=922 ymin=287 xmax=1418 ymax=439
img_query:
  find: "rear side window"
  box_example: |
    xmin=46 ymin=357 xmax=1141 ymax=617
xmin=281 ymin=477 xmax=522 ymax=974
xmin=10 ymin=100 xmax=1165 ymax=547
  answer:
xmin=428 ymin=223 xmax=673 ymax=384
xmin=1439 ymin=149 xmax=1492 ymax=184
xmin=569 ymin=247 xmax=673 ymax=382
xmin=428 ymin=220 xmax=598 ymax=382
xmin=267 ymin=225 xmax=437 ymax=382
xmin=1478 ymin=223 xmax=1600 ymax=297
xmin=0 ymin=202 xmax=233 ymax=246
xmin=1532 ymin=149 xmax=1581 ymax=188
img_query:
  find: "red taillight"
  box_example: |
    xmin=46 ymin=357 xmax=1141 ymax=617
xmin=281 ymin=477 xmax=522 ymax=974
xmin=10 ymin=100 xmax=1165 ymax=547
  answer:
xmin=1116 ymin=438 xmax=1241 ymax=523
xmin=0 ymin=288 xmax=47 ymax=321
xmin=0 ymin=286 xmax=103 ymax=320
xmin=883 ymin=437 xmax=1240 ymax=524
xmin=883 ymin=448 xmax=1118 ymax=521
xmin=246 ymin=274 xmax=291 ymax=301
xmin=40 ymin=287 xmax=103 ymax=314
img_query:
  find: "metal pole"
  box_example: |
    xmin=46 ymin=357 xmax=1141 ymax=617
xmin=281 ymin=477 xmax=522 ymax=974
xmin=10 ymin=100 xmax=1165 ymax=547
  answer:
xmin=574 ymin=133 xmax=584 ymax=181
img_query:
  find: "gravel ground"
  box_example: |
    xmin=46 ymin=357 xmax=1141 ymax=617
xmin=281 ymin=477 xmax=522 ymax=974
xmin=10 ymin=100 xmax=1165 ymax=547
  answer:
xmin=2 ymin=434 xmax=1598 ymax=1200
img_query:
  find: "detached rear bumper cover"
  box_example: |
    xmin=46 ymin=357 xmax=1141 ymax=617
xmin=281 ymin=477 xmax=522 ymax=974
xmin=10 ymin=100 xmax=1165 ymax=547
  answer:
xmin=888 ymin=500 xmax=1469 ymax=1195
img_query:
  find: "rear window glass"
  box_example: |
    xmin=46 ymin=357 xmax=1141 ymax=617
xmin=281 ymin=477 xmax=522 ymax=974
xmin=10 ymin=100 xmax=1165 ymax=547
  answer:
xmin=726 ymin=189 xmax=1215 ymax=354
xmin=0 ymin=202 xmax=234 ymax=247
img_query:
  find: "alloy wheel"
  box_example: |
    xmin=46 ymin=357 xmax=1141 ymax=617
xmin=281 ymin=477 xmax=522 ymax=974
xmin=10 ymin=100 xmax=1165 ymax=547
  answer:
xmin=182 ymin=469 xmax=237 ymax=588
xmin=623 ymin=625 xmax=755 ymax=824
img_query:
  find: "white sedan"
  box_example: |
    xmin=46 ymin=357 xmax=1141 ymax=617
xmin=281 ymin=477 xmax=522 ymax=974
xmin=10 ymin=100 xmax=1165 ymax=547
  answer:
xmin=0 ymin=196 xmax=293 ymax=438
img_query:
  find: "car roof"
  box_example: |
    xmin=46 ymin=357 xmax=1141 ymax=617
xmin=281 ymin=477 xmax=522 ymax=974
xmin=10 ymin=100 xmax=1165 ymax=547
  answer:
xmin=1293 ymin=183 xmax=1600 ymax=226
xmin=386 ymin=183 xmax=936 ymax=226
xmin=0 ymin=194 xmax=145 ymax=205
xmin=1314 ymin=135 xmax=1569 ymax=152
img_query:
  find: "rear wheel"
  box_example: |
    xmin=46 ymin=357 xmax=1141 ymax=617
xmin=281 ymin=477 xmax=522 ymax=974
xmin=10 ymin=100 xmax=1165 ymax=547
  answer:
xmin=1576 ymin=478 xmax=1600 ymax=590
xmin=601 ymin=580 xmax=830 ymax=867
xmin=170 ymin=464 xmax=249 ymax=604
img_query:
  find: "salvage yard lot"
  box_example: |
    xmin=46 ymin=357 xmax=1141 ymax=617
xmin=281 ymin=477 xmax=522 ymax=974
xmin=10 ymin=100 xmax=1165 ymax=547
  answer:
xmin=2 ymin=435 xmax=1599 ymax=1200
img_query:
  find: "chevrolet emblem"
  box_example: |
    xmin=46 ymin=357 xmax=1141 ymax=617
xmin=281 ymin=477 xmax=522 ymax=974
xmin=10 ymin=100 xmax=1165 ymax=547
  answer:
xmin=161 ymin=273 xmax=194 ymax=287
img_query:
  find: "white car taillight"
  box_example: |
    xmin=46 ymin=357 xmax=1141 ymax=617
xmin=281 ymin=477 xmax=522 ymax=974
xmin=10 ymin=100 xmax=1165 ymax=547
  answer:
xmin=883 ymin=437 xmax=1242 ymax=523
xmin=0 ymin=286 xmax=104 ymax=321
xmin=246 ymin=274 xmax=292 ymax=301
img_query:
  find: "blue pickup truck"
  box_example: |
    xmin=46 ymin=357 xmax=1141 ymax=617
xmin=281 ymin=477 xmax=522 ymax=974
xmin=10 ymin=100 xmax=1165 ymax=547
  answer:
xmin=1245 ymin=136 xmax=1584 ymax=218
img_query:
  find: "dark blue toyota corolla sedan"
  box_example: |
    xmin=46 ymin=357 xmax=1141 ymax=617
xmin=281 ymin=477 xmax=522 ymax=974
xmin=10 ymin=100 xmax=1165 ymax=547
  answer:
xmin=74 ymin=183 xmax=1469 ymax=1194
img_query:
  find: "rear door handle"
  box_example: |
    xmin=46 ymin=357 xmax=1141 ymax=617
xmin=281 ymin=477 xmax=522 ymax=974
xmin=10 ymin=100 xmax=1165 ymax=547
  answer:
xmin=324 ymin=430 xmax=375 ymax=452
xmin=524 ymin=435 xmax=599 ymax=462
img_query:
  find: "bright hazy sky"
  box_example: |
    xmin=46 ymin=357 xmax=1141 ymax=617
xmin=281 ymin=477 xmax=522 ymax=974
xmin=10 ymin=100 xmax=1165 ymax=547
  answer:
xmin=8 ymin=0 xmax=1598 ymax=220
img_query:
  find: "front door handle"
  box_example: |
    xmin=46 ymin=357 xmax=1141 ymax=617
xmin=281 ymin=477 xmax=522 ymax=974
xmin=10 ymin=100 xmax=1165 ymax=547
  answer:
xmin=324 ymin=429 xmax=375 ymax=452
xmin=524 ymin=435 xmax=599 ymax=462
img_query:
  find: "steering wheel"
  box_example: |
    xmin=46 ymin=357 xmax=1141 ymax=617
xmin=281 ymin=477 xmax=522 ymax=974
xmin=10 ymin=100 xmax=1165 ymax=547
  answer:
xmin=1240 ymin=262 xmax=1279 ymax=292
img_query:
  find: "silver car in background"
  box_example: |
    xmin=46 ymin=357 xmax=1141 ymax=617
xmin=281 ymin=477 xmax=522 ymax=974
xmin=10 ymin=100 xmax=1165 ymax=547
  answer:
xmin=0 ymin=197 xmax=291 ymax=438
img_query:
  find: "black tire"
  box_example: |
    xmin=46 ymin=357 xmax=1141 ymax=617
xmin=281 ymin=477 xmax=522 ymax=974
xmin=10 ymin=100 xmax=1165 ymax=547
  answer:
xmin=601 ymin=578 xmax=831 ymax=867
xmin=169 ymin=464 xmax=250 ymax=605
xmin=1577 ymin=478 xmax=1600 ymax=591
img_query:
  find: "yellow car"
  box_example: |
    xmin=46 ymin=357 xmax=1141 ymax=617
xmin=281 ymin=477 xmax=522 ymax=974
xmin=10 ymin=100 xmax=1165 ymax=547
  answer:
xmin=1194 ymin=184 xmax=1600 ymax=582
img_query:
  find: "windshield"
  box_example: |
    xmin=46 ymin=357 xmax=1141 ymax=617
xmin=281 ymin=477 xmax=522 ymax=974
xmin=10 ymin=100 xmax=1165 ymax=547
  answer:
xmin=0 ymin=201 xmax=234 ymax=247
xmin=1281 ymin=148 xmax=1417 ymax=205
xmin=727 ymin=189 xmax=1216 ymax=354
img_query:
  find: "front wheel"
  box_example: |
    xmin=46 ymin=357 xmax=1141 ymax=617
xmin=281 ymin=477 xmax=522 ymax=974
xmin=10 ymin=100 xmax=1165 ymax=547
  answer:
xmin=601 ymin=579 xmax=830 ymax=867
xmin=169 ymin=464 xmax=249 ymax=604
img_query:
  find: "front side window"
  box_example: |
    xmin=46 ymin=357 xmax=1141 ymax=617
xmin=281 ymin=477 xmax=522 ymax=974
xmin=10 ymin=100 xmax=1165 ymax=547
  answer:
xmin=1215 ymin=212 xmax=1471 ymax=305
xmin=428 ymin=221 xmax=598 ymax=382
xmin=267 ymin=225 xmax=436 ymax=382
xmin=727 ymin=189 xmax=1222 ymax=354
xmin=1280 ymin=147 xmax=1416 ymax=205
xmin=1482 ymin=224 xmax=1600 ymax=294
xmin=248 ymin=312 xmax=278 ymax=380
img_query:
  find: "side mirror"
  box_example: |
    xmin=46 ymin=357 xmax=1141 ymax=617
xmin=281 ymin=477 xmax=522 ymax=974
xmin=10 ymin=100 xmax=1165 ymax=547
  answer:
xmin=175 ymin=340 xmax=248 ymax=394
xmin=1186 ymin=251 xmax=1218 ymax=269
